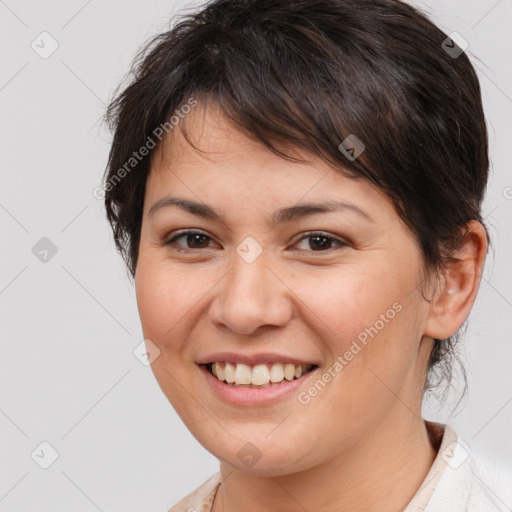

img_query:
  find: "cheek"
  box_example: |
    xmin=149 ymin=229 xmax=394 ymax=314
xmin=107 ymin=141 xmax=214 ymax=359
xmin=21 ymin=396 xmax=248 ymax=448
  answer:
xmin=291 ymin=263 xmax=423 ymax=389
xmin=134 ymin=256 xmax=204 ymax=415
xmin=294 ymin=267 xmax=404 ymax=346
xmin=135 ymin=255 xmax=197 ymax=344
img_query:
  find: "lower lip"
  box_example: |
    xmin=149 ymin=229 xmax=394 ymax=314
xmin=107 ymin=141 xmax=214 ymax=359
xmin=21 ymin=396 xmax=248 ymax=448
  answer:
xmin=198 ymin=364 xmax=319 ymax=406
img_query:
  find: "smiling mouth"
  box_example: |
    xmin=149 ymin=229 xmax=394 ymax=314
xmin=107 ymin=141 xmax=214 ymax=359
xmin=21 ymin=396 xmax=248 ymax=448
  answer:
xmin=203 ymin=361 xmax=319 ymax=388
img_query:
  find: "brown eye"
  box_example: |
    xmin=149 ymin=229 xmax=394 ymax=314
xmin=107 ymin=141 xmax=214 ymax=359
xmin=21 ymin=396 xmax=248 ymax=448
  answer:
xmin=294 ymin=232 xmax=348 ymax=252
xmin=165 ymin=230 xmax=214 ymax=250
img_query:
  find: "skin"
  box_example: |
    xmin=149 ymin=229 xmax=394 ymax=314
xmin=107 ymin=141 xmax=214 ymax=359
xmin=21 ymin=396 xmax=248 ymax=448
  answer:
xmin=135 ymin=101 xmax=488 ymax=512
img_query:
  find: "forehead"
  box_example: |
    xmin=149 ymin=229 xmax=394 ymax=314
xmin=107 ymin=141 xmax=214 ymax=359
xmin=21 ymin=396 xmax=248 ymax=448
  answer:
xmin=145 ymin=101 xmax=395 ymax=223
xmin=151 ymin=100 xmax=295 ymax=171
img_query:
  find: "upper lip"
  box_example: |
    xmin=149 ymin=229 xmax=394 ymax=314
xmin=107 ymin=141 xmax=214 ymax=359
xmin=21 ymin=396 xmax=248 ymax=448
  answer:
xmin=196 ymin=352 xmax=320 ymax=367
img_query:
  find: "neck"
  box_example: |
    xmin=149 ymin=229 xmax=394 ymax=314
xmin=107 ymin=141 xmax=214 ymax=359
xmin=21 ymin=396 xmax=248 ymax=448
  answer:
xmin=214 ymin=413 xmax=438 ymax=512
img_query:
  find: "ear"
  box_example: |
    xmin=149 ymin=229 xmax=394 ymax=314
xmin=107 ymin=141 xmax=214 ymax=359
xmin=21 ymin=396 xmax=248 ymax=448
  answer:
xmin=424 ymin=220 xmax=488 ymax=340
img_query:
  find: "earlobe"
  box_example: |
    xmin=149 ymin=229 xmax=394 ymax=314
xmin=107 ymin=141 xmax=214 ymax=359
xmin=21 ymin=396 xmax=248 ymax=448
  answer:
xmin=424 ymin=220 xmax=488 ymax=340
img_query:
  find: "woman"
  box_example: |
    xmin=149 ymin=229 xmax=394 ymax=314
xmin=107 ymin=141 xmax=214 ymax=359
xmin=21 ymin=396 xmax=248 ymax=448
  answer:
xmin=102 ymin=0 xmax=512 ymax=510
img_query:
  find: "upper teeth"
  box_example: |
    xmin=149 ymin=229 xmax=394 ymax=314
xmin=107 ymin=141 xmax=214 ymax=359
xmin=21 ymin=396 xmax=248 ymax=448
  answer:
xmin=211 ymin=362 xmax=313 ymax=386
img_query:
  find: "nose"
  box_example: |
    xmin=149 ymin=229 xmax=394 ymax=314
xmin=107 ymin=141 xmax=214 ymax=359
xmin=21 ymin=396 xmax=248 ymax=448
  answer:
xmin=209 ymin=250 xmax=294 ymax=336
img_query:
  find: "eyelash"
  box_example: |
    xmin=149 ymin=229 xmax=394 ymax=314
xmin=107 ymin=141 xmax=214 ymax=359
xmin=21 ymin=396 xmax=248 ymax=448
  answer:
xmin=163 ymin=229 xmax=348 ymax=253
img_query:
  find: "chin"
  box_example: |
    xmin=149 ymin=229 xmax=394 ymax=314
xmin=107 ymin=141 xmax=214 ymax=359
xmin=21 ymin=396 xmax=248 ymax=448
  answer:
xmin=204 ymin=435 xmax=314 ymax=476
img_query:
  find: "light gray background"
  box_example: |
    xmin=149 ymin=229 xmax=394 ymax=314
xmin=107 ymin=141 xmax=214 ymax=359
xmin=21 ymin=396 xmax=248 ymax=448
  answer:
xmin=1 ymin=1 xmax=511 ymax=510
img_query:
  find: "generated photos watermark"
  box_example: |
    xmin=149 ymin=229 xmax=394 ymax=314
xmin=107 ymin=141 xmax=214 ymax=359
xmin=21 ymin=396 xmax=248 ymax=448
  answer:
xmin=93 ymin=96 xmax=198 ymax=200
xmin=298 ymin=301 xmax=403 ymax=405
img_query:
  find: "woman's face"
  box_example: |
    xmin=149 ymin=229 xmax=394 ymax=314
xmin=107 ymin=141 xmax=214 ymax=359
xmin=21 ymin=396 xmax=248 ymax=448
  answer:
xmin=135 ymin=103 xmax=434 ymax=475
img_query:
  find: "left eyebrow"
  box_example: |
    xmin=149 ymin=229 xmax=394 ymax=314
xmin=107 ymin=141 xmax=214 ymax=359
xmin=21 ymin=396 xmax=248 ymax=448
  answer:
xmin=147 ymin=196 xmax=375 ymax=224
xmin=273 ymin=200 xmax=375 ymax=224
